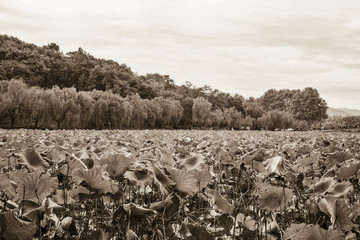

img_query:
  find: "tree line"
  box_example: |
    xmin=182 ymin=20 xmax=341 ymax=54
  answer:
xmin=323 ymin=116 xmax=360 ymax=129
xmin=0 ymin=34 xmax=329 ymax=130
xmin=0 ymin=79 xmax=327 ymax=130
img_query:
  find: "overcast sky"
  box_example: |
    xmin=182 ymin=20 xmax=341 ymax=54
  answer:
xmin=1 ymin=0 xmax=360 ymax=109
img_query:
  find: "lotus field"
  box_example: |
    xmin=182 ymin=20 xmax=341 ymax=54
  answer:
xmin=1 ymin=129 xmax=360 ymax=239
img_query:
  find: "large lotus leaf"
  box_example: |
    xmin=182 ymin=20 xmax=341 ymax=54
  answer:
xmin=297 ymin=144 xmax=312 ymax=155
xmin=72 ymin=165 xmax=118 ymax=194
xmin=322 ymin=169 xmax=336 ymax=178
xmin=123 ymin=170 xmax=153 ymax=187
xmin=22 ymin=200 xmax=43 ymax=222
xmin=156 ymin=148 xmax=176 ymax=167
xmin=336 ymin=159 xmax=360 ymax=179
xmin=205 ymin=188 xmax=234 ymax=214
xmin=0 ymin=211 xmax=37 ymax=240
xmin=60 ymin=154 xmax=88 ymax=175
xmin=218 ymin=150 xmax=233 ymax=164
xmin=253 ymin=150 xmax=266 ymax=162
xmin=123 ymin=203 xmax=157 ymax=216
xmin=241 ymin=151 xmax=258 ymax=164
xmin=295 ymin=153 xmax=319 ymax=172
xmin=350 ymin=203 xmax=360 ymax=221
xmin=70 ymin=186 xmax=98 ymax=201
xmin=23 ymin=197 xmax=67 ymax=223
xmin=48 ymin=148 xmax=67 ymax=163
xmin=150 ymin=194 xmax=173 ymax=212
xmin=302 ymin=225 xmax=345 ymax=240
xmin=147 ymin=162 xmax=175 ymax=195
xmin=53 ymin=189 xmax=76 ymax=205
xmin=308 ymin=177 xmax=336 ymax=196
xmin=328 ymin=181 xmax=353 ymax=198
xmin=179 ymin=154 xmax=206 ymax=170
xmin=167 ymin=167 xmax=198 ymax=196
xmin=258 ymin=186 xmax=292 ymax=212
xmin=104 ymin=153 xmax=132 ymax=177
xmin=16 ymin=170 xmax=58 ymax=203
xmin=21 ymin=148 xmax=49 ymax=170
xmin=23 ymin=197 xmax=66 ymax=222
xmin=251 ymin=160 xmax=267 ymax=173
xmin=325 ymin=151 xmax=353 ymax=169
xmin=263 ymin=156 xmax=289 ymax=175
xmin=150 ymin=194 xmax=180 ymax=221
xmin=40 ymin=140 xmax=56 ymax=148
xmin=284 ymin=223 xmax=309 ymax=240
xmin=0 ymin=175 xmax=16 ymax=199
xmin=42 ymin=197 xmax=67 ymax=219
xmin=318 ymin=195 xmax=356 ymax=231
xmin=190 ymin=164 xmax=212 ymax=190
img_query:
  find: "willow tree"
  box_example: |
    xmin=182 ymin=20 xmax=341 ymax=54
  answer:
xmin=76 ymin=91 xmax=95 ymax=129
xmin=129 ymin=94 xmax=148 ymax=129
xmin=192 ymin=97 xmax=212 ymax=127
xmin=45 ymin=86 xmax=80 ymax=129
xmin=1 ymin=79 xmax=29 ymax=128
xmin=27 ymin=87 xmax=47 ymax=129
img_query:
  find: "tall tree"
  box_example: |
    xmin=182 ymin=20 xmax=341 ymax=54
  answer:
xmin=180 ymin=98 xmax=193 ymax=127
xmin=45 ymin=86 xmax=80 ymax=129
xmin=26 ymin=87 xmax=47 ymax=129
xmin=223 ymin=107 xmax=244 ymax=129
xmin=258 ymin=110 xmax=296 ymax=130
xmin=192 ymin=97 xmax=212 ymax=127
xmin=1 ymin=79 xmax=29 ymax=128
xmin=291 ymin=87 xmax=328 ymax=123
xmin=76 ymin=91 xmax=95 ymax=129
xmin=244 ymin=98 xmax=263 ymax=119
xmin=129 ymin=94 xmax=148 ymax=129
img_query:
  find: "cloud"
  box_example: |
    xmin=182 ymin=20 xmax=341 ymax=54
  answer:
xmin=1 ymin=0 xmax=360 ymax=108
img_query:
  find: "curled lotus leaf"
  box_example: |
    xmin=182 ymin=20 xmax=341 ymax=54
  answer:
xmin=72 ymin=165 xmax=118 ymax=194
xmin=328 ymin=181 xmax=353 ymax=198
xmin=263 ymin=156 xmax=289 ymax=175
xmin=205 ymin=188 xmax=234 ymax=214
xmin=318 ymin=195 xmax=356 ymax=231
xmin=123 ymin=170 xmax=153 ymax=187
xmin=178 ymin=154 xmax=206 ymax=170
xmin=147 ymin=162 xmax=175 ymax=196
xmin=325 ymin=151 xmax=353 ymax=169
xmin=156 ymin=148 xmax=175 ymax=167
xmin=21 ymin=148 xmax=49 ymax=170
xmin=336 ymin=159 xmax=360 ymax=180
xmin=308 ymin=177 xmax=336 ymax=196
xmin=123 ymin=203 xmax=157 ymax=215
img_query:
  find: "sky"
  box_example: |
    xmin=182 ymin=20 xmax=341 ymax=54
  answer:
xmin=1 ymin=0 xmax=360 ymax=109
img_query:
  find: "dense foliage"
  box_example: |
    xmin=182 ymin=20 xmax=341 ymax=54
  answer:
xmin=0 ymin=34 xmax=329 ymax=130
xmin=323 ymin=116 xmax=360 ymax=129
xmin=1 ymin=129 xmax=360 ymax=239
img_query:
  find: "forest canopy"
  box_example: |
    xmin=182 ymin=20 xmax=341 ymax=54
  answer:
xmin=0 ymin=34 xmax=329 ymax=130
